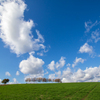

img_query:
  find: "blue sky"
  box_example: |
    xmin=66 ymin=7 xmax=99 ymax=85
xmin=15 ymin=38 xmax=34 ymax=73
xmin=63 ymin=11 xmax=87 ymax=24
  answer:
xmin=0 ymin=0 xmax=100 ymax=83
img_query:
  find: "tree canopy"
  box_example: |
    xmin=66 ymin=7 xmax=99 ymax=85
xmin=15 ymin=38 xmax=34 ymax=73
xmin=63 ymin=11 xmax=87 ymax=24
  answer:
xmin=2 ymin=79 xmax=9 ymax=84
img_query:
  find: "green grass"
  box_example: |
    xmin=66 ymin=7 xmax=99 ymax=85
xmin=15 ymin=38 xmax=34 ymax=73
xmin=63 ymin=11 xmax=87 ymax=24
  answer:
xmin=0 ymin=82 xmax=100 ymax=100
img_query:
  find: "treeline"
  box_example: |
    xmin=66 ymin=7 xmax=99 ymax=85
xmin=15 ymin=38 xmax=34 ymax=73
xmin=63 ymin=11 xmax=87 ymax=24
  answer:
xmin=25 ymin=78 xmax=62 ymax=83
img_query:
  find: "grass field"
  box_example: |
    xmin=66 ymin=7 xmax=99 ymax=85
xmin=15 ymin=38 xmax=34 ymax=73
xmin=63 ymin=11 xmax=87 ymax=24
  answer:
xmin=0 ymin=82 xmax=100 ymax=100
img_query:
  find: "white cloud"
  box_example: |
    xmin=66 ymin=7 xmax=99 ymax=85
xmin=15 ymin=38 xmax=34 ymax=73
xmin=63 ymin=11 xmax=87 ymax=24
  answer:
xmin=19 ymin=54 xmax=44 ymax=75
xmin=79 ymin=43 xmax=93 ymax=54
xmin=0 ymin=79 xmax=2 ymax=84
xmin=55 ymin=57 xmax=66 ymax=69
xmin=0 ymin=0 xmax=45 ymax=56
xmin=13 ymin=78 xmax=17 ymax=83
xmin=66 ymin=63 xmax=71 ymax=67
xmin=47 ymin=65 xmax=100 ymax=83
xmin=21 ymin=54 xmax=44 ymax=81
xmin=62 ymin=67 xmax=72 ymax=78
xmin=48 ymin=61 xmax=55 ymax=71
xmin=62 ymin=78 xmax=71 ymax=83
xmin=61 ymin=66 xmax=100 ymax=83
xmin=36 ymin=30 xmax=45 ymax=43
xmin=16 ymin=71 xmax=19 ymax=76
xmin=29 ymin=51 xmax=35 ymax=55
xmin=61 ymin=67 xmax=73 ymax=83
xmin=48 ymin=74 xmax=55 ymax=79
xmin=91 ymin=29 xmax=100 ymax=43
xmin=48 ymin=56 xmax=66 ymax=71
xmin=55 ymin=71 xmax=61 ymax=78
xmin=44 ymin=69 xmax=48 ymax=75
xmin=85 ymin=20 xmax=98 ymax=33
xmin=72 ymin=57 xmax=85 ymax=68
xmin=37 ymin=52 xmax=44 ymax=56
xmin=8 ymin=78 xmax=18 ymax=84
xmin=5 ymin=71 xmax=11 ymax=76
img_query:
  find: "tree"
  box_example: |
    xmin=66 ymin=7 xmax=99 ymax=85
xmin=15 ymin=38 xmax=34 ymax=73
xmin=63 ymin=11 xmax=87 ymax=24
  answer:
xmin=36 ymin=78 xmax=42 ymax=82
xmin=42 ymin=78 xmax=47 ymax=82
xmin=48 ymin=78 xmax=52 ymax=82
xmin=25 ymin=77 xmax=62 ymax=83
xmin=2 ymin=79 xmax=9 ymax=84
xmin=55 ymin=79 xmax=61 ymax=83
xmin=32 ymin=78 xmax=36 ymax=82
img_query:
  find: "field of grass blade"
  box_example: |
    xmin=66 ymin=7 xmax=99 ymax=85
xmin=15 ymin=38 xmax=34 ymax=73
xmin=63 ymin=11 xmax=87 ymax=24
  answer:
xmin=0 ymin=82 xmax=100 ymax=100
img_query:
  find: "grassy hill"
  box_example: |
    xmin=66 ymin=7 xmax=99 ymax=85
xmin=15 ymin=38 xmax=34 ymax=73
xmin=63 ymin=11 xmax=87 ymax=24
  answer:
xmin=0 ymin=82 xmax=100 ymax=100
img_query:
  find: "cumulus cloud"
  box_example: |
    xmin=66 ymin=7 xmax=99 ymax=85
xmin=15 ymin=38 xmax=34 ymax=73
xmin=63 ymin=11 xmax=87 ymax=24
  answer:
xmin=55 ymin=71 xmax=61 ymax=78
xmin=48 ymin=61 xmax=55 ymax=71
xmin=13 ymin=78 xmax=17 ymax=83
xmin=66 ymin=63 xmax=71 ymax=67
xmin=0 ymin=0 xmax=45 ymax=55
xmin=79 ymin=43 xmax=93 ymax=54
xmin=5 ymin=71 xmax=11 ymax=76
xmin=85 ymin=20 xmax=98 ymax=33
xmin=61 ymin=66 xmax=100 ymax=83
xmin=20 ymin=54 xmax=44 ymax=80
xmin=72 ymin=57 xmax=85 ymax=68
xmin=55 ymin=57 xmax=66 ymax=69
xmin=48 ymin=56 xmax=66 ymax=71
xmin=19 ymin=54 xmax=44 ymax=75
xmin=62 ymin=67 xmax=72 ymax=79
xmin=48 ymin=71 xmax=61 ymax=80
xmin=48 ymin=74 xmax=55 ymax=79
xmin=16 ymin=71 xmax=19 ymax=76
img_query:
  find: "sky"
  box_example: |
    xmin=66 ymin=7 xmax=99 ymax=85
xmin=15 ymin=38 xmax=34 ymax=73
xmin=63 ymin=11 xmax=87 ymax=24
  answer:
xmin=0 ymin=0 xmax=100 ymax=84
